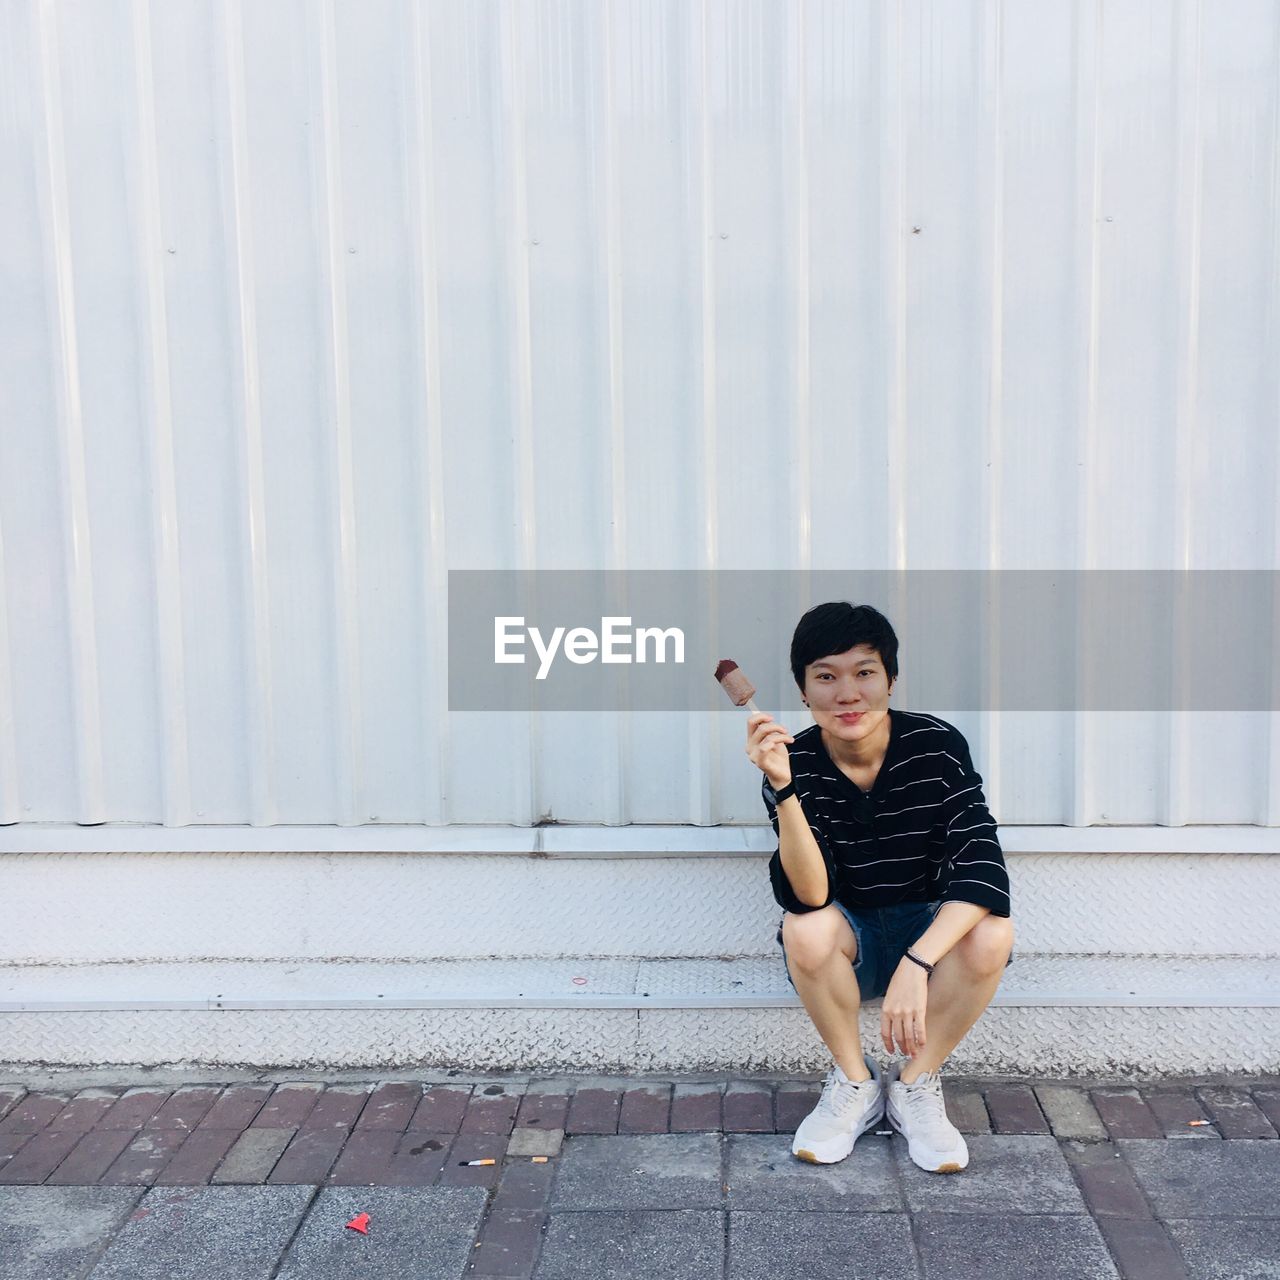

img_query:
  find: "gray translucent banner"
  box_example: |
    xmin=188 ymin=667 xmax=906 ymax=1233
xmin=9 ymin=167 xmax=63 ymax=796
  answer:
xmin=447 ymin=571 xmax=1280 ymax=712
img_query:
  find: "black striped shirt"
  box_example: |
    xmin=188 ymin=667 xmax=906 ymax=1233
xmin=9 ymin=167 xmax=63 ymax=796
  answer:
xmin=765 ymin=708 xmax=1011 ymax=917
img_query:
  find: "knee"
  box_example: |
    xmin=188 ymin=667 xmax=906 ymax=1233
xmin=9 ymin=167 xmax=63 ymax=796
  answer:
xmin=780 ymin=905 xmax=855 ymax=971
xmin=954 ymin=914 xmax=1014 ymax=976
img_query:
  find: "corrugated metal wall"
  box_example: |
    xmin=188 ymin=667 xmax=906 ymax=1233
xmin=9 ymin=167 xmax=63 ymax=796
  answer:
xmin=1 ymin=0 xmax=1277 ymax=829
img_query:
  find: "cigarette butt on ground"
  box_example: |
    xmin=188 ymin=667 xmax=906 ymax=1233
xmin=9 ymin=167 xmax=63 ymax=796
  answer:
xmin=531 ymin=1156 xmax=549 ymax=1162
xmin=1187 ymin=1119 xmax=1212 ymax=1127
xmin=460 ymin=1158 xmax=497 ymax=1166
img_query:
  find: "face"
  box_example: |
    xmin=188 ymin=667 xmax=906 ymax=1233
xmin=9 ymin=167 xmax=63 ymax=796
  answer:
xmin=802 ymin=644 xmax=895 ymax=740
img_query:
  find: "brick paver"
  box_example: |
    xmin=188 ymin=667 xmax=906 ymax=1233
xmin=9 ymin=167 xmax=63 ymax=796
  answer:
xmin=1194 ymin=1085 xmax=1278 ymax=1139
xmin=152 ymin=1127 xmax=241 ymax=1184
xmin=1251 ymin=1086 xmax=1280 ymax=1135
xmin=1063 ymin=1140 xmax=1153 ymax=1219
xmin=618 ymin=1084 xmax=671 ymax=1133
xmin=470 ymin=1207 xmax=545 ymax=1278
xmin=564 ymin=1085 xmax=622 ymax=1135
xmin=773 ymin=1083 xmax=818 ymax=1133
xmin=383 ymin=1130 xmax=452 ymax=1186
xmin=460 ymin=1086 xmax=520 ymax=1135
xmin=412 ymin=1085 xmax=471 ymax=1132
xmin=0 ymin=1129 xmax=83 ymax=1183
xmin=267 ymin=1127 xmax=349 ymax=1185
xmin=354 ymin=1082 xmax=422 ymax=1131
xmin=513 ymin=1084 xmax=569 ymax=1134
xmin=326 ymin=1128 xmax=399 ymax=1185
xmin=302 ymin=1084 xmax=371 ymax=1129
xmin=249 ymin=1083 xmax=322 ymax=1129
xmin=99 ymin=1128 xmax=189 ymax=1184
xmin=0 ymin=1092 xmax=69 ymax=1133
xmin=2 ymin=1070 xmax=1278 ymax=1280
xmin=95 ymin=1088 xmax=169 ymax=1131
xmin=722 ymin=1081 xmax=772 ymax=1132
xmin=42 ymin=1128 xmax=136 ymax=1184
xmin=437 ymin=1132 xmax=505 ymax=1190
xmin=197 ymin=1084 xmax=272 ymax=1130
xmin=48 ymin=1090 xmax=121 ymax=1134
xmin=1095 ymin=1217 xmax=1191 ymax=1280
xmin=669 ymin=1083 xmax=722 ymax=1132
xmin=1142 ymin=1087 xmax=1217 ymax=1138
xmin=984 ymin=1083 xmax=1050 ymax=1134
xmin=144 ymin=1085 xmax=221 ymax=1131
xmin=943 ymin=1080 xmax=992 ymax=1134
xmin=490 ymin=1156 xmax=556 ymax=1217
xmin=1090 ymin=1088 xmax=1163 ymax=1139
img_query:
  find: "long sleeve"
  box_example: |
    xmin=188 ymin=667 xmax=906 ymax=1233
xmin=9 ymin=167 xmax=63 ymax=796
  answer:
xmin=938 ymin=727 xmax=1011 ymax=917
xmin=764 ymin=776 xmax=838 ymax=914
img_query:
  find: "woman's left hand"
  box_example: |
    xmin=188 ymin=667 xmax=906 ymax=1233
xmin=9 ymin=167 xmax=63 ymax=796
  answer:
xmin=881 ymin=962 xmax=929 ymax=1058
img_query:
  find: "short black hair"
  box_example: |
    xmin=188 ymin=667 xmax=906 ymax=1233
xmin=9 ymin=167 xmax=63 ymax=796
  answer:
xmin=789 ymin=602 xmax=899 ymax=693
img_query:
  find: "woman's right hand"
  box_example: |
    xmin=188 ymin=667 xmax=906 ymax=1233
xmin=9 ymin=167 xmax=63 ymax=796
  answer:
xmin=746 ymin=712 xmax=795 ymax=786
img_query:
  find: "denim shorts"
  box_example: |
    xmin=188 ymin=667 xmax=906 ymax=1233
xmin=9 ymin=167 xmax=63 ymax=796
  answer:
xmin=776 ymin=899 xmax=1009 ymax=1001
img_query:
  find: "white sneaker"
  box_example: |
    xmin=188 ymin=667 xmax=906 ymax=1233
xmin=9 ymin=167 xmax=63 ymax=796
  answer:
xmin=885 ymin=1061 xmax=969 ymax=1172
xmin=791 ymin=1055 xmax=885 ymax=1164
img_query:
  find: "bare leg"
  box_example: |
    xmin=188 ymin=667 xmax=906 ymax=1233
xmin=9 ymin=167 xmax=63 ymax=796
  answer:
xmin=783 ymin=910 xmax=872 ymax=1083
xmin=898 ymin=920 xmax=1012 ymax=1084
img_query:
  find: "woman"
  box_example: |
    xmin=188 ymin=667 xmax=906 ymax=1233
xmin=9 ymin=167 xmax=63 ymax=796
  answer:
xmin=749 ymin=601 xmax=1014 ymax=1172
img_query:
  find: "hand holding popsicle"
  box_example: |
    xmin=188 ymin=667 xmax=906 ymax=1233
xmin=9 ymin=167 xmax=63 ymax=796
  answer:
xmin=715 ymin=659 xmax=795 ymax=786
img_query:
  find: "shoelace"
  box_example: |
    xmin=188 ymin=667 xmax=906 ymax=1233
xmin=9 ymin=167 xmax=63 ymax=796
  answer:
xmin=898 ymin=1072 xmax=954 ymax=1140
xmin=818 ymin=1069 xmax=876 ymax=1119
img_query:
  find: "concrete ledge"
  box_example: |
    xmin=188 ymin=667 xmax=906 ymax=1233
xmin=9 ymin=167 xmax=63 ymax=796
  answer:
xmin=3 ymin=823 xmax=1280 ymax=857
xmin=0 ymin=1001 xmax=1276 ymax=1075
xmin=3 ymin=954 xmax=1278 ymax=1010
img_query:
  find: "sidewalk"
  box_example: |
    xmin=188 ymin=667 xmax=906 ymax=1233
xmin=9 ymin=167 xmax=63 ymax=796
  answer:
xmin=1 ymin=1067 xmax=1277 ymax=1279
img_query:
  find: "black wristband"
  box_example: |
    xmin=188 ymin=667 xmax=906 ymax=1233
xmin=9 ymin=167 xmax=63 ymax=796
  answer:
xmin=904 ymin=948 xmax=934 ymax=977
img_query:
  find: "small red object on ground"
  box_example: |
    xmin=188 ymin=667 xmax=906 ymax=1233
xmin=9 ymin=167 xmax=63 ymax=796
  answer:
xmin=346 ymin=1212 xmax=371 ymax=1234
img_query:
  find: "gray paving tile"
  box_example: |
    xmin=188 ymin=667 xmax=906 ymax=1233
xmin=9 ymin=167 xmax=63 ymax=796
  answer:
xmin=894 ymin=1135 xmax=1087 ymax=1215
xmin=508 ymin=1126 xmax=563 ymax=1158
xmin=1036 ymin=1084 xmax=1108 ymax=1141
xmin=533 ymin=1210 xmax=722 ymax=1280
xmin=724 ymin=1132 xmax=901 ymax=1212
xmin=548 ymin=1133 xmax=721 ymax=1211
xmin=274 ymin=1186 xmax=488 ymax=1280
xmin=1164 ymin=1218 xmax=1280 ymax=1280
xmin=0 ymin=1187 xmax=143 ymax=1280
xmin=85 ymin=1185 xmax=315 ymax=1280
xmin=210 ymin=1129 xmax=294 ymax=1184
xmin=728 ymin=1211 xmax=919 ymax=1279
xmin=1120 ymin=1139 xmax=1280 ymax=1219
xmin=915 ymin=1213 xmax=1119 ymax=1280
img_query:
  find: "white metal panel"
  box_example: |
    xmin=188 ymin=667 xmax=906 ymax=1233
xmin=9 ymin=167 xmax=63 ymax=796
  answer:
xmin=0 ymin=0 xmax=1276 ymax=828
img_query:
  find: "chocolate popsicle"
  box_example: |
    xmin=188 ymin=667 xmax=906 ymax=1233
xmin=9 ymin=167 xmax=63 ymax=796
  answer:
xmin=714 ymin=658 xmax=762 ymax=716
